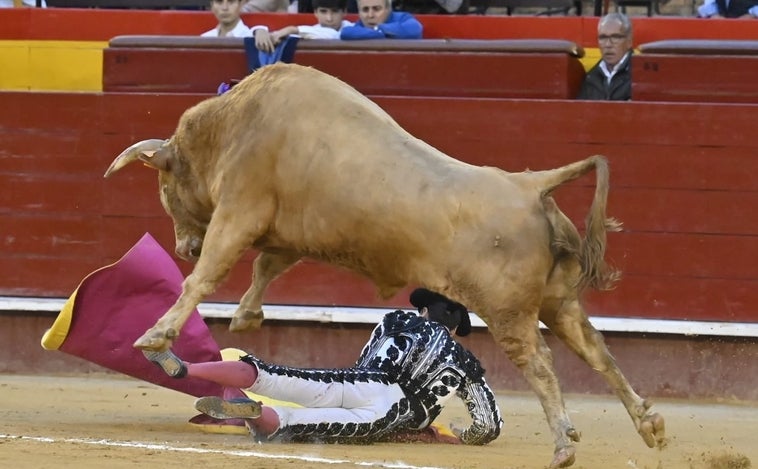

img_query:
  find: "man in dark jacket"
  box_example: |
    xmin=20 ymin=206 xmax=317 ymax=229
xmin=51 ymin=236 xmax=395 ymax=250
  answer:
xmin=577 ymin=12 xmax=633 ymax=101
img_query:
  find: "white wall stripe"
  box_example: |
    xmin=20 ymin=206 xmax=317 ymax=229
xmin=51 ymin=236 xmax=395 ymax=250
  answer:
xmin=1 ymin=295 xmax=756 ymax=338
xmin=0 ymin=434 xmax=447 ymax=469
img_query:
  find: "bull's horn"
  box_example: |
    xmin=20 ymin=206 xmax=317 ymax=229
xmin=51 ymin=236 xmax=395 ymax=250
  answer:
xmin=103 ymin=139 xmax=167 ymax=178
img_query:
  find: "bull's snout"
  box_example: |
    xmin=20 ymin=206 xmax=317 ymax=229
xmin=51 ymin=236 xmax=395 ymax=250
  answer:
xmin=175 ymin=238 xmax=203 ymax=262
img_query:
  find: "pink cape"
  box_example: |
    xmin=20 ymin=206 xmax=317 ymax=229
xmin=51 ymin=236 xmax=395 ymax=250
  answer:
xmin=43 ymin=232 xmax=225 ymax=398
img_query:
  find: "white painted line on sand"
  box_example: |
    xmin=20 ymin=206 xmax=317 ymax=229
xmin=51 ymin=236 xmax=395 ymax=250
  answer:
xmin=0 ymin=434 xmax=448 ymax=469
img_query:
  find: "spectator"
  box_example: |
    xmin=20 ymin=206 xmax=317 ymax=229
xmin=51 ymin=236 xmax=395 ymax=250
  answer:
xmin=201 ymin=0 xmax=253 ymax=38
xmin=340 ymin=0 xmax=423 ymax=40
xmin=697 ymin=0 xmax=758 ymax=18
xmin=146 ymin=288 xmax=502 ymax=445
xmin=252 ymin=0 xmax=353 ymax=53
xmin=577 ymin=12 xmax=632 ymax=101
xmin=242 ymin=0 xmax=290 ymax=12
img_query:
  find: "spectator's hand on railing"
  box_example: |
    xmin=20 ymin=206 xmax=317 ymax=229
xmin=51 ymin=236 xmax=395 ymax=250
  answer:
xmin=254 ymin=29 xmax=276 ymax=53
xmin=272 ymin=26 xmax=298 ymax=43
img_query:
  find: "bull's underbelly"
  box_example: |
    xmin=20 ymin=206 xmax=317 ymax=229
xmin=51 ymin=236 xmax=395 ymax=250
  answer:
xmin=253 ymin=216 xmax=552 ymax=303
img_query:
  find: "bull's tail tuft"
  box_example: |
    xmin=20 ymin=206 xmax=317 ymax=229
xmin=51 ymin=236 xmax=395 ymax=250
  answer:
xmin=538 ymin=155 xmax=622 ymax=291
xmin=580 ymin=156 xmax=621 ymax=291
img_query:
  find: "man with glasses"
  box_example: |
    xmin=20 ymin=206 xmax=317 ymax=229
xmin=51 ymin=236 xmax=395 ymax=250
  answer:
xmin=577 ymin=12 xmax=633 ymax=101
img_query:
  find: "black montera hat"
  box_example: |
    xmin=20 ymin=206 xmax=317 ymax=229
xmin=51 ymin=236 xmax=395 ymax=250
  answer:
xmin=409 ymin=288 xmax=472 ymax=337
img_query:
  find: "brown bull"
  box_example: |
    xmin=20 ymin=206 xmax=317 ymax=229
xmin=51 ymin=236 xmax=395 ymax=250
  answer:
xmin=104 ymin=63 xmax=664 ymax=468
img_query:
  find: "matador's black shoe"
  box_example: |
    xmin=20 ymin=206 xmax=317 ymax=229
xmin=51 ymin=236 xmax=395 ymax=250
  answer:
xmin=195 ymin=396 xmax=262 ymax=420
xmin=143 ymin=349 xmax=188 ymax=378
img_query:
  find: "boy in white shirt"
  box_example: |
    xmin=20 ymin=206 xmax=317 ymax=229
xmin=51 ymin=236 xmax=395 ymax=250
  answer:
xmin=201 ymin=0 xmax=253 ymax=38
xmin=252 ymin=0 xmax=352 ymax=52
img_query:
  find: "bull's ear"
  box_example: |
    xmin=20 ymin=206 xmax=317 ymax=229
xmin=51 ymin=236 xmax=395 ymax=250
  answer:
xmin=139 ymin=147 xmax=172 ymax=172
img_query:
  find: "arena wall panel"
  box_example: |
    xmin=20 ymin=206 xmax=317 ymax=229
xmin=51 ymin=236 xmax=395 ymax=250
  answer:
xmin=2 ymin=313 xmax=757 ymax=400
xmin=1 ymin=91 xmax=756 ymax=324
xmin=634 ymin=40 xmax=758 ymax=104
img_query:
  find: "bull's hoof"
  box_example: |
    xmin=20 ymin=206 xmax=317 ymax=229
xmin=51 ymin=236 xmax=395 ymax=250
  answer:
xmin=133 ymin=328 xmax=177 ymax=351
xmin=549 ymin=445 xmax=576 ymax=468
xmin=229 ymin=309 xmax=264 ymax=332
xmin=638 ymin=412 xmax=667 ymax=449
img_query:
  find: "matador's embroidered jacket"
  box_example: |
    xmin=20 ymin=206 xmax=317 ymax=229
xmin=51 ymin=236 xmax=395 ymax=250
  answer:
xmin=356 ymin=310 xmax=503 ymax=445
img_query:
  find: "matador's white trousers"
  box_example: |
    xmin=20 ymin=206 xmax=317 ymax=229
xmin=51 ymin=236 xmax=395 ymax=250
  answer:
xmin=241 ymin=355 xmax=413 ymax=442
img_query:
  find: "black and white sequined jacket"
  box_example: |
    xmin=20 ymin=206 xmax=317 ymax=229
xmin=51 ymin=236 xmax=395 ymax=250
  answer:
xmin=355 ymin=310 xmax=503 ymax=445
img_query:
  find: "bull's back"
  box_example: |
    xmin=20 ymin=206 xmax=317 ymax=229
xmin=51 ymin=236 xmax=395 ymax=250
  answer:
xmin=184 ymin=64 xmax=551 ymax=278
xmin=209 ymin=63 xmax=483 ymax=214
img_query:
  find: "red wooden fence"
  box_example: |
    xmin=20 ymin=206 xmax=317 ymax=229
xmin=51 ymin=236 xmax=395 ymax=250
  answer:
xmin=2 ymin=92 xmax=756 ymax=323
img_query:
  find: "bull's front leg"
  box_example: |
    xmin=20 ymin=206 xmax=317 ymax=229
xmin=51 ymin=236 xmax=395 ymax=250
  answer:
xmin=134 ymin=273 xmax=213 ymax=350
xmin=134 ymin=223 xmax=254 ymax=351
xmin=491 ymin=317 xmax=580 ymax=469
xmin=229 ymin=251 xmax=301 ymax=332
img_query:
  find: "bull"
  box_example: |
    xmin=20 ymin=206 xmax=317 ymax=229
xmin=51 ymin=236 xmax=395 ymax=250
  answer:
xmin=104 ymin=63 xmax=665 ymax=468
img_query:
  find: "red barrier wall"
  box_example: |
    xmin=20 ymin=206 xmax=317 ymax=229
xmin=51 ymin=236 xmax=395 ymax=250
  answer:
xmin=634 ymin=47 xmax=758 ymax=103
xmin=2 ymin=91 xmax=757 ymax=323
xmin=5 ymin=8 xmax=758 ymax=46
xmin=4 ymin=312 xmax=758 ymax=400
xmin=102 ymin=38 xmax=586 ymax=98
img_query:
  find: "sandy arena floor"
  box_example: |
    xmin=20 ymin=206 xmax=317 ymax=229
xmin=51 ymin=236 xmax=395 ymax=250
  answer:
xmin=0 ymin=374 xmax=755 ymax=469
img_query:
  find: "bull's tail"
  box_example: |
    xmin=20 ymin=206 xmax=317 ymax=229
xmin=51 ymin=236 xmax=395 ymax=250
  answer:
xmin=534 ymin=155 xmax=622 ymax=291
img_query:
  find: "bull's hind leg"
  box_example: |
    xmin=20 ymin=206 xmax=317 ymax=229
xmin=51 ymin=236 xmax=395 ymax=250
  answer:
xmin=229 ymin=251 xmax=301 ymax=332
xmin=489 ymin=313 xmax=580 ymax=468
xmin=540 ymin=297 xmax=666 ymax=450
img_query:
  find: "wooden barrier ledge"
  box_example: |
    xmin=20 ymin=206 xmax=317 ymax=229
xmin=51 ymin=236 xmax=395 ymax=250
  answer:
xmin=633 ymin=39 xmax=758 ymax=103
xmin=103 ymin=36 xmax=586 ymax=99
